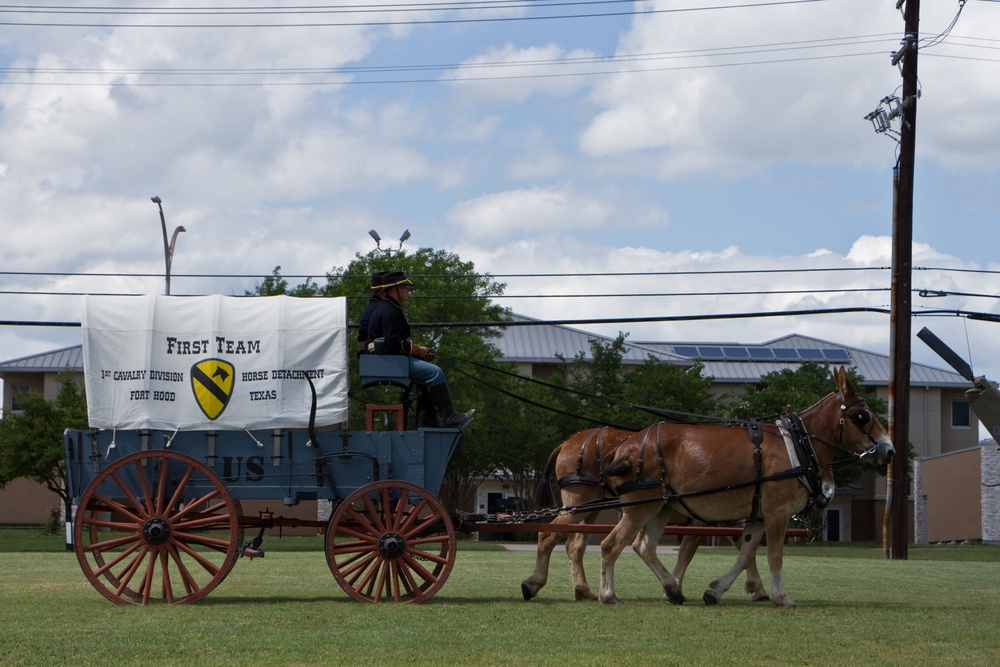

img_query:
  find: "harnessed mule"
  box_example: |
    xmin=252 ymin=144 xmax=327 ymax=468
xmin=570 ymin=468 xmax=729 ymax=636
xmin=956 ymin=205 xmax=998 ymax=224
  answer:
xmin=520 ymin=427 xmax=769 ymax=602
xmin=598 ymin=367 xmax=894 ymax=607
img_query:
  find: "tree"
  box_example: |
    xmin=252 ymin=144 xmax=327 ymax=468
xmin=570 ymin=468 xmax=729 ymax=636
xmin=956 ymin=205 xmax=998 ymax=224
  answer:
xmin=249 ymin=247 xmax=513 ymax=512
xmin=555 ymin=334 xmax=721 ymax=431
xmin=726 ymin=362 xmax=890 ymax=487
xmin=490 ymin=334 xmax=722 ymax=510
xmin=0 ymin=373 xmax=88 ymax=523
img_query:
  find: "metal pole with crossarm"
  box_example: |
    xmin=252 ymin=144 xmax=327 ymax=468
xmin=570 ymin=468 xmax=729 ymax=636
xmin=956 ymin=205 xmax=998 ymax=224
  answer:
xmin=151 ymin=196 xmax=186 ymax=296
xmin=888 ymin=0 xmax=920 ymax=560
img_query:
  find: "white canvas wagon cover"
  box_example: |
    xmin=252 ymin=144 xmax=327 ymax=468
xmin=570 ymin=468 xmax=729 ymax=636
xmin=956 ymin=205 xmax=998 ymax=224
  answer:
xmin=81 ymin=294 xmax=349 ymax=431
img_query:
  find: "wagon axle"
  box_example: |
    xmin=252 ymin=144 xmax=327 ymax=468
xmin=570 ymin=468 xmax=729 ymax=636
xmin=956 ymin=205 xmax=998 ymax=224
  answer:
xmin=378 ymin=532 xmax=406 ymax=559
xmin=142 ymin=518 xmax=172 ymax=546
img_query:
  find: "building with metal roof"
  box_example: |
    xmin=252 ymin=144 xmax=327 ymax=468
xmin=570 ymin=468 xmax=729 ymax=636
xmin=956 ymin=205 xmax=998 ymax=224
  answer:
xmin=0 ymin=317 xmax=981 ymax=541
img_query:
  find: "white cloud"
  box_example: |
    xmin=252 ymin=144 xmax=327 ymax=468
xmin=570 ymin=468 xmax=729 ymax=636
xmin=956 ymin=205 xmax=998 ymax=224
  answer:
xmin=446 ymin=43 xmax=597 ymax=102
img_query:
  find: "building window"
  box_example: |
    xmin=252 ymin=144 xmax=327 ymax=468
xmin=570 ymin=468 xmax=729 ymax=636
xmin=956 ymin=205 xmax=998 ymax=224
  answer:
xmin=10 ymin=384 xmax=31 ymax=413
xmin=952 ymin=400 xmax=971 ymax=429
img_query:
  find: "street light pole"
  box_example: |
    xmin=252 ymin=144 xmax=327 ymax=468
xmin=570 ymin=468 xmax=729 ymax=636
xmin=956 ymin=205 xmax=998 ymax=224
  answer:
xmin=151 ymin=196 xmax=185 ymax=295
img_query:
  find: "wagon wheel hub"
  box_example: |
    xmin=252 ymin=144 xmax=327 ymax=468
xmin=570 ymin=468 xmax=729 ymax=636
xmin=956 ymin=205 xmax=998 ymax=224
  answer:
xmin=143 ymin=517 xmax=172 ymax=545
xmin=377 ymin=531 xmax=406 ymax=559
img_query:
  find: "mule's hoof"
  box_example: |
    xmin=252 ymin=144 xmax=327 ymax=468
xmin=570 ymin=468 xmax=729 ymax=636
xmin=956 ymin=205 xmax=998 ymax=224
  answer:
xmin=751 ymin=593 xmax=771 ymax=602
xmin=573 ymin=586 xmax=598 ymax=602
xmin=774 ymin=597 xmax=798 ymax=608
xmin=703 ymin=590 xmax=720 ymax=606
xmin=599 ymin=595 xmax=623 ymax=606
xmin=666 ymin=589 xmax=686 ymax=605
xmin=521 ymin=582 xmax=535 ymax=601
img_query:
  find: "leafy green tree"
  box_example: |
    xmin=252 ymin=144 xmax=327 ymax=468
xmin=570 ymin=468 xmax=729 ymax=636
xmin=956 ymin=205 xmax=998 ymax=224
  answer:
xmin=0 ymin=373 xmax=88 ymax=522
xmin=555 ymin=334 xmax=721 ymax=431
xmin=489 ymin=334 xmax=722 ymax=510
xmin=726 ymin=362 xmax=889 ymax=487
xmin=249 ymin=247 xmax=513 ymax=512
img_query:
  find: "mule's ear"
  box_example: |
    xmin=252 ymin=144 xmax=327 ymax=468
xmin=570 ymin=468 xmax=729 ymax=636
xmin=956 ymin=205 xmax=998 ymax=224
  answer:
xmin=834 ymin=365 xmax=853 ymax=396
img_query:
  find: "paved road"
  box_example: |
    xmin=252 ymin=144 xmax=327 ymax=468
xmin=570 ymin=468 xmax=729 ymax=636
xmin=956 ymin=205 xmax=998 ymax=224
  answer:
xmin=500 ymin=543 xmax=679 ymax=555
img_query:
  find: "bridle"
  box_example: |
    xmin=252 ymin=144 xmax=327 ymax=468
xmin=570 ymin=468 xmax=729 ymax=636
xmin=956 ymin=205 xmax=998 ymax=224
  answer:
xmin=809 ymin=392 xmax=882 ymax=461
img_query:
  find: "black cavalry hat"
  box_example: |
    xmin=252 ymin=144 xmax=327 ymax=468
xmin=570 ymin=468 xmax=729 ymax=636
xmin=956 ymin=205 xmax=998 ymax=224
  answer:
xmin=380 ymin=271 xmax=413 ymax=289
xmin=363 ymin=271 xmax=389 ymax=294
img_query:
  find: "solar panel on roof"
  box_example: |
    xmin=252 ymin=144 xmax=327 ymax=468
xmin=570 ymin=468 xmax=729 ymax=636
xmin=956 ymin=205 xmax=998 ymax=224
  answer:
xmin=673 ymin=346 xmax=699 ymax=357
xmin=773 ymin=348 xmax=799 ymax=360
xmin=748 ymin=348 xmax=775 ymax=360
xmin=822 ymin=349 xmax=851 ymax=362
xmin=723 ymin=347 xmax=750 ymax=359
xmin=798 ymin=348 xmax=824 ymax=360
xmin=697 ymin=346 xmax=725 ymax=359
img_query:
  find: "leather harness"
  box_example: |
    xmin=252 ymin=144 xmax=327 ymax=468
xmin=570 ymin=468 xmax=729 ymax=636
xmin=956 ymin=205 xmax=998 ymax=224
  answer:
xmin=611 ymin=413 xmax=827 ymax=525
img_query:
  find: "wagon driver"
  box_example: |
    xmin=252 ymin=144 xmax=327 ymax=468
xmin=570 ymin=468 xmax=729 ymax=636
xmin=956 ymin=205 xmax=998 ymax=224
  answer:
xmin=366 ymin=271 xmax=475 ymax=428
xmin=356 ymin=271 xmax=387 ymax=355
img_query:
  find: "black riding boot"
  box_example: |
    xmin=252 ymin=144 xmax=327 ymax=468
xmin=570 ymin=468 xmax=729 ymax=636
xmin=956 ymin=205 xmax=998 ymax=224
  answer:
xmin=428 ymin=382 xmax=475 ymax=428
xmin=416 ymin=390 xmax=440 ymax=428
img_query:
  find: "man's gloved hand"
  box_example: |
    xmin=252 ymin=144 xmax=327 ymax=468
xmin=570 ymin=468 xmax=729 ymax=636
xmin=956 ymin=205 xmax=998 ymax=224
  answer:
xmin=410 ymin=343 xmax=436 ymax=361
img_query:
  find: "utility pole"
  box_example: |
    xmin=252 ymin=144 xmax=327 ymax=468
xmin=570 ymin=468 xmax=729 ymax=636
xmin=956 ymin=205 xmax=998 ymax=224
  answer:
xmin=888 ymin=0 xmax=920 ymax=560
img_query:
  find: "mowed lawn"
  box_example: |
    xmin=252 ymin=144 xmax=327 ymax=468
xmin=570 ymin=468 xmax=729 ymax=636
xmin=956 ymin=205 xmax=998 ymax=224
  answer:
xmin=1 ymin=530 xmax=999 ymax=667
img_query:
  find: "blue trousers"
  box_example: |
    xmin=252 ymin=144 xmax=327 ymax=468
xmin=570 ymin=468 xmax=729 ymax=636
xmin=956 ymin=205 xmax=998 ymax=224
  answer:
xmin=408 ymin=358 xmax=447 ymax=389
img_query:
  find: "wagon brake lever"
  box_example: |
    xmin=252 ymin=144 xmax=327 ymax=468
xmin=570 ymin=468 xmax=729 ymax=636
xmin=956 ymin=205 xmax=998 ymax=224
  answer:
xmin=243 ymin=427 xmax=265 ymax=448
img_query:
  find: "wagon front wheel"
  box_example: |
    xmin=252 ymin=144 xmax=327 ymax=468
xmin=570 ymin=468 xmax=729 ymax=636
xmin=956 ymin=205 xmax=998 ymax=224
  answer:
xmin=325 ymin=480 xmax=456 ymax=603
xmin=74 ymin=449 xmax=243 ymax=605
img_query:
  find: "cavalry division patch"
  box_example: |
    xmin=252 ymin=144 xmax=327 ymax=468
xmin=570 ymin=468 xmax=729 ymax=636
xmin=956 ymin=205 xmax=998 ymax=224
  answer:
xmin=190 ymin=359 xmax=235 ymax=420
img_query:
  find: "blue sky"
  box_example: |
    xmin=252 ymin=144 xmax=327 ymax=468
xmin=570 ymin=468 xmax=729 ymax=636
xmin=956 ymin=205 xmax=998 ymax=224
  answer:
xmin=2 ymin=1 xmax=1000 ymax=420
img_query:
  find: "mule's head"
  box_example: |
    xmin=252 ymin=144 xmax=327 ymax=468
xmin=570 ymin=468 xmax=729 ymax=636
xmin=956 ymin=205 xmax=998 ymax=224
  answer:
xmin=833 ymin=366 xmax=895 ymax=466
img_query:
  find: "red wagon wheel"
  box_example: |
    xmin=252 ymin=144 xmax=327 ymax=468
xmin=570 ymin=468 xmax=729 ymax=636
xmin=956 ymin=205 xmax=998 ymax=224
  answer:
xmin=325 ymin=480 xmax=456 ymax=603
xmin=74 ymin=449 xmax=243 ymax=605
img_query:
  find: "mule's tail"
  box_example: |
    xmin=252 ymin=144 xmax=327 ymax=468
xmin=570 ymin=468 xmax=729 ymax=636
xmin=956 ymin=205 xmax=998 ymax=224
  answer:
xmin=533 ymin=445 xmax=562 ymax=508
xmin=601 ymin=450 xmax=633 ymax=479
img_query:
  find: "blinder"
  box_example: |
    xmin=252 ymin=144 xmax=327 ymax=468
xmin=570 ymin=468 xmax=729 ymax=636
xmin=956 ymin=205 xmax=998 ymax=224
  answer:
xmin=837 ymin=395 xmax=880 ymax=453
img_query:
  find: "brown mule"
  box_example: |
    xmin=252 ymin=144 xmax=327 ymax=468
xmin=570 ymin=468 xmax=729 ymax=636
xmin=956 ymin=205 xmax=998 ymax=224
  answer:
xmin=520 ymin=426 xmax=770 ymax=602
xmin=598 ymin=367 xmax=894 ymax=607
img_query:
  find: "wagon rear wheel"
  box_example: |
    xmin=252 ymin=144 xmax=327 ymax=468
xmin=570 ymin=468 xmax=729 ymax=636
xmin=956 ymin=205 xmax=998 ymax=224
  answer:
xmin=325 ymin=480 xmax=456 ymax=603
xmin=74 ymin=449 xmax=243 ymax=605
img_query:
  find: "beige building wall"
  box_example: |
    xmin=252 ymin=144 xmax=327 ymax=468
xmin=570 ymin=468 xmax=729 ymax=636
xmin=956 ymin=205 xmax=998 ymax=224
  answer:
xmin=916 ymin=448 xmax=982 ymax=543
xmin=0 ymin=478 xmax=62 ymax=523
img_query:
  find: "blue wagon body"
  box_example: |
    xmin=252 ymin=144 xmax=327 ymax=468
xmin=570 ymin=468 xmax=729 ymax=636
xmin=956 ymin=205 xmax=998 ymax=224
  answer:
xmin=64 ymin=425 xmax=463 ymax=506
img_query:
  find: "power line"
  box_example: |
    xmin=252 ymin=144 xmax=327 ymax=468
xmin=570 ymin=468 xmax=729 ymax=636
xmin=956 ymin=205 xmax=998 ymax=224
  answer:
xmin=7 ymin=265 xmax=1000 ymax=280
xmin=0 ymin=266 xmax=894 ymax=279
xmin=5 ymin=33 xmax=897 ymax=77
xmin=0 ymin=1 xmax=831 ymax=29
xmin=0 ymin=286 xmax=896 ymax=299
xmin=6 ymin=306 xmax=1000 ymax=332
xmin=4 ymin=45 xmax=895 ymax=87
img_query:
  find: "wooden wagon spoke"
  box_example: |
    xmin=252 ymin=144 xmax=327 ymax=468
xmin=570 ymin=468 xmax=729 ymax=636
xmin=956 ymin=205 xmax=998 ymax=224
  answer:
xmin=132 ymin=457 xmax=158 ymax=516
xmin=340 ymin=551 xmax=380 ymax=581
xmin=102 ymin=474 xmax=149 ymax=523
xmin=92 ymin=540 xmax=145 ymax=576
xmin=113 ymin=544 xmax=150 ymax=597
xmin=399 ymin=552 xmax=437 ymax=584
xmin=140 ymin=548 xmax=159 ymax=605
xmin=170 ymin=509 xmax=233 ymax=532
xmin=330 ymin=539 xmax=375 ymax=556
xmin=394 ymin=497 xmax=430 ymax=535
xmin=395 ymin=559 xmax=423 ymax=597
xmin=362 ymin=491 xmax=387 ymax=534
xmin=402 ymin=544 xmax=450 ymax=567
xmin=87 ymin=491 xmax=146 ymax=525
xmin=160 ymin=462 xmax=195 ymax=515
xmin=158 ymin=549 xmax=174 ymax=604
xmin=166 ymin=541 xmax=204 ymax=596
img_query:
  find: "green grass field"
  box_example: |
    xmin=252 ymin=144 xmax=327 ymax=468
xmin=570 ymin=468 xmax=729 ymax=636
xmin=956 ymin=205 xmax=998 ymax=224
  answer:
xmin=1 ymin=528 xmax=999 ymax=666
